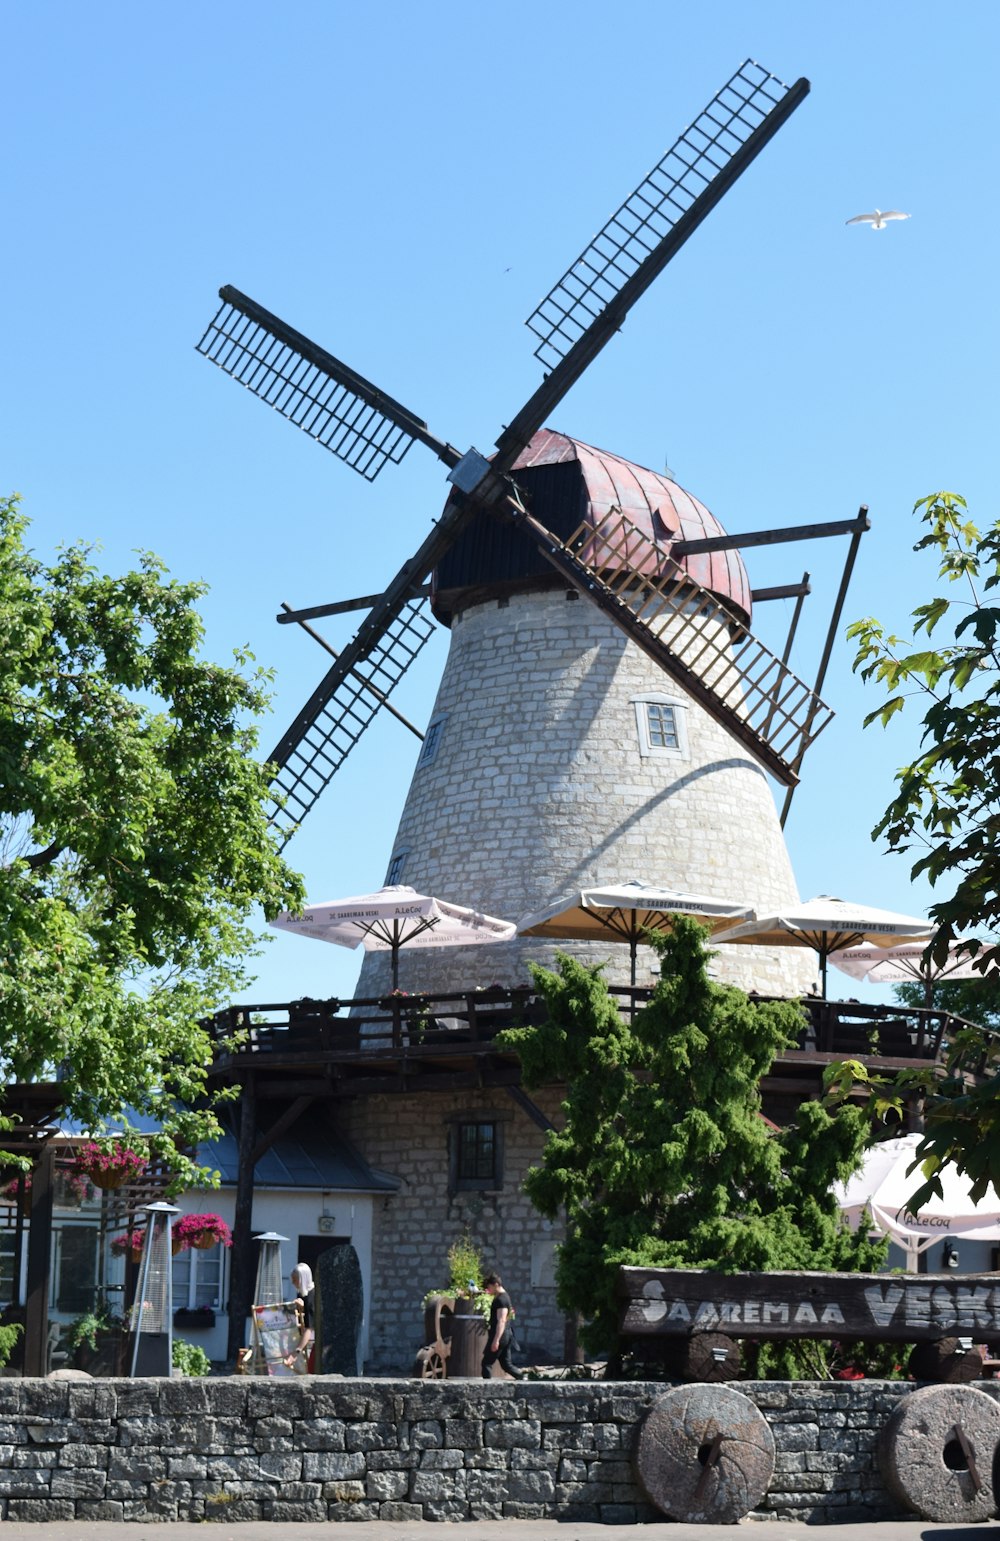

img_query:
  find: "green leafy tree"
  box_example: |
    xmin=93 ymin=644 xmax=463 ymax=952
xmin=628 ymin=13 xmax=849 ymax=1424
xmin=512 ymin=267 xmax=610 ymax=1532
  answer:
xmin=0 ymin=494 xmax=304 ymax=1177
xmin=849 ymin=492 xmax=1000 ymax=1202
xmin=893 ymin=977 xmax=1000 ymax=1030
xmin=501 ymin=918 xmax=885 ymax=1356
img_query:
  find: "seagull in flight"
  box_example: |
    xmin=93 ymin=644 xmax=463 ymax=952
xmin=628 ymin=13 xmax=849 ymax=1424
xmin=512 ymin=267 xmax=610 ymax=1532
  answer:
xmin=846 ymin=209 xmax=911 ymax=230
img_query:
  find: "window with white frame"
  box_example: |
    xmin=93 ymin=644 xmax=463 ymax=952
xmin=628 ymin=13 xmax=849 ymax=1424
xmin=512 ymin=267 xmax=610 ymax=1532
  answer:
xmin=172 ymin=1243 xmax=225 ymax=1311
xmin=632 ymin=693 xmax=689 ymax=760
xmin=0 ymin=1229 xmax=16 ymax=1309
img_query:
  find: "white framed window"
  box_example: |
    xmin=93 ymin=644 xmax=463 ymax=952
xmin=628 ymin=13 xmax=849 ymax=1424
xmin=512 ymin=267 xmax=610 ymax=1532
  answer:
xmin=0 ymin=1228 xmax=16 ymax=1310
xmin=632 ymin=693 xmax=689 ymax=760
xmin=418 ymin=714 xmax=447 ymax=768
xmin=172 ymin=1243 xmax=225 ymax=1311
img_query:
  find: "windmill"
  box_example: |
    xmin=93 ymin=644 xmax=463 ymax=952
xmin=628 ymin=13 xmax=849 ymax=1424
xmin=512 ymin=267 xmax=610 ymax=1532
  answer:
xmin=198 ymin=60 xmax=865 ymax=997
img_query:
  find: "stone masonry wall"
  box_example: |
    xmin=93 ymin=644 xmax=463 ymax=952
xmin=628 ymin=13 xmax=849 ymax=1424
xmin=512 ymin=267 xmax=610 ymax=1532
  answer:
xmin=338 ymin=1087 xmax=566 ymax=1373
xmin=356 ymin=589 xmax=817 ymax=1001
xmin=0 ymin=1376 xmax=986 ymax=1524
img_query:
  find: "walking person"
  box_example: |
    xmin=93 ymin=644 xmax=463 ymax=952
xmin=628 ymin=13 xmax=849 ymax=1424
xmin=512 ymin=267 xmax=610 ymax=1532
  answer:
xmin=481 ymin=1270 xmax=523 ymax=1379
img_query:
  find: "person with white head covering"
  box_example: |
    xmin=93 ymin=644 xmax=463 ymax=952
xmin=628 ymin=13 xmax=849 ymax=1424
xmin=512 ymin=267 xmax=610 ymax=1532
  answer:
xmin=284 ymin=1262 xmax=316 ymax=1372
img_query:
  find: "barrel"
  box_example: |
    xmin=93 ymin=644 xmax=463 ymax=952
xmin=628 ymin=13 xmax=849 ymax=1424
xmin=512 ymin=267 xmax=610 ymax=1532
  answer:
xmin=447 ymin=1299 xmax=488 ymax=1378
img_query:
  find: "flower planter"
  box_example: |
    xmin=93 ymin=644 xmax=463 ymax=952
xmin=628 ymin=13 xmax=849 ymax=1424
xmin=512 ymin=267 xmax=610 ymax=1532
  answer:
xmin=173 ymin=1213 xmax=232 ymax=1251
xmin=74 ymin=1142 xmax=149 ymax=1191
xmin=111 ymin=1229 xmax=146 ymax=1264
xmin=88 ymin=1170 xmax=127 ymax=1191
xmin=174 ymin=1308 xmax=216 ymax=1330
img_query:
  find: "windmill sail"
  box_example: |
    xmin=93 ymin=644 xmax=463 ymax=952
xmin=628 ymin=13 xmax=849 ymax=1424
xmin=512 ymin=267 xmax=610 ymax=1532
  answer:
xmin=493 ymin=61 xmax=809 ymax=473
xmin=197 ymin=287 xmax=462 ymax=481
xmin=268 ymin=596 xmax=436 ymax=843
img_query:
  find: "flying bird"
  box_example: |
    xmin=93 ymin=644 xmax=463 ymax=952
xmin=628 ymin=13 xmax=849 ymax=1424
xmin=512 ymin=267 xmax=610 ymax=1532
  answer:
xmin=846 ymin=209 xmax=911 ymax=230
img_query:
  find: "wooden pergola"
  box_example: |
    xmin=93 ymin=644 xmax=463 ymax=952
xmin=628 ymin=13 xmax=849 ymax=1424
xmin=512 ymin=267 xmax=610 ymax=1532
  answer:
xmin=1 ymin=1093 xmax=177 ymax=1376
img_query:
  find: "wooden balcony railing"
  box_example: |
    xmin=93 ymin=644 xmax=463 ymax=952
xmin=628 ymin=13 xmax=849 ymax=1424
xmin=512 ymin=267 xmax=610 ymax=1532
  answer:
xmin=203 ymin=985 xmax=989 ymax=1076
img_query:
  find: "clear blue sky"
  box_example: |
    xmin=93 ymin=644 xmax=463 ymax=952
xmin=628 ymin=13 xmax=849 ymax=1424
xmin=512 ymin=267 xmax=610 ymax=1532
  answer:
xmin=5 ymin=2 xmax=998 ymax=1007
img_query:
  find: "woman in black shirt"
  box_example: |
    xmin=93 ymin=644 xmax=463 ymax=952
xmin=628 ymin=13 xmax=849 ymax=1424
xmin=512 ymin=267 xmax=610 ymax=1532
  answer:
xmin=481 ymin=1271 xmax=522 ymax=1379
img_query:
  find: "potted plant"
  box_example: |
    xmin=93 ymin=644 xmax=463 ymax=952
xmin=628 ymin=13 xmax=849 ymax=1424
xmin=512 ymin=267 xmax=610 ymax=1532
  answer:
xmin=421 ymin=1230 xmax=490 ymax=1331
xmin=67 ymin=1299 xmax=126 ymax=1373
xmin=172 ymin=1337 xmax=212 ymax=1376
xmin=0 ymin=1319 xmax=23 ymax=1370
xmin=173 ymin=1213 xmax=232 ymax=1252
xmin=74 ymin=1140 xmax=148 ymax=1190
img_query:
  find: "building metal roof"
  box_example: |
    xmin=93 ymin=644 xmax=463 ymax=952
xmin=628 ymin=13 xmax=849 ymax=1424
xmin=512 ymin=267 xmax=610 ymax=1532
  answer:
xmin=433 ymin=428 xmax=751 ymax=622
xmin=202 ymin=1113 xmax=400 ymax=1193
xmin=514 ymin=429 xmax=752 ymax=618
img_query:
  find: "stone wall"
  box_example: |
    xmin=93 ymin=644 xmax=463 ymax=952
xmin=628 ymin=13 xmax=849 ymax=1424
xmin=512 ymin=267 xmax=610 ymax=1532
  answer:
xmin=339 ymin=1086 xmax=567 ymax=1374
xmin=0 ymin=1375 xmax=987 ymax=1524
xmin=356 ymin=589 xmax=817 ymax=1001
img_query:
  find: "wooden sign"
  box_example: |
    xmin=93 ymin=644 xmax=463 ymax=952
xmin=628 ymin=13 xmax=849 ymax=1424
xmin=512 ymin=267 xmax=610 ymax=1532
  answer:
xmin=618 ymin=1267 xmax=1000 ymax=1343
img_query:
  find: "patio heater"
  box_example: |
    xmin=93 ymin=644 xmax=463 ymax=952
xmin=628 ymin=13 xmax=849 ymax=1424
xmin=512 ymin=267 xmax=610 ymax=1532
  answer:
xmin=253 ymin=1231 xmax=288 ymax=1305
xmin=248 ymin=1231 xmax=294 ymax=1375
xmin=129 ymin=1200 xmax=181 ymax=1376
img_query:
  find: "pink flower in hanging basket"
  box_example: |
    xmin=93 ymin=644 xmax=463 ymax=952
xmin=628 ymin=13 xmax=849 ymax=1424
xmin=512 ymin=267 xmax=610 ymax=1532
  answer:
xmin=55 ymin=1170 xmax=94 ymax=1207
xmin=174 ymin=1212 xmax=232 ymax=1250
xmin=74 ymin=1142 xmax=148 ymax=1189
xmin=109 ymin=1229 xmax=146 ymax=1258
xmin=0 ymin=1175 xmax=29 ymax=1208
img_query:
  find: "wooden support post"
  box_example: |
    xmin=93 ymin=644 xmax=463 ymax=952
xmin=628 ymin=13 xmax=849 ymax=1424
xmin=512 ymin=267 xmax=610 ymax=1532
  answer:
xmin=226 ymin=1075 xmax=257 ymax=1366
xmin=24 ymin=1144 xmax=55 ymax=1376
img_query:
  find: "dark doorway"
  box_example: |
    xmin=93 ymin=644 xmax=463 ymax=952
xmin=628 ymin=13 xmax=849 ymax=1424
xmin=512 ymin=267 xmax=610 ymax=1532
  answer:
xmin=296 ymin=1234 xmax=349 ymax=1277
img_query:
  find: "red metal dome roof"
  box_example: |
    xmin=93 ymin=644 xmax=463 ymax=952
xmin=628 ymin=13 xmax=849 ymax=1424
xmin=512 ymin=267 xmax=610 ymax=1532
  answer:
xmin=512 ymin=429 xmax=751 ymax=621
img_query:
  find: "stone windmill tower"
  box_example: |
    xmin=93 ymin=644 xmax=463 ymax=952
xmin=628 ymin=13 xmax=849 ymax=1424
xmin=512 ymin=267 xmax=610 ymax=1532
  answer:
xmin=362 ymin=427 xmax=820 ymax=997
xmin=197 ymin=62 xmax=862 ymax=998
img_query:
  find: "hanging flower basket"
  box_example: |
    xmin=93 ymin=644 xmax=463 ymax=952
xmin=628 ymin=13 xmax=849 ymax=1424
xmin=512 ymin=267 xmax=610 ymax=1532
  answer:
xmin=110 ymin=1229 xmax=145 ymax=1263
xmin=54 ymin=1171 xmax=94 ymax=1209
xmin=74 ymin=1141 xmax=148 ymax=1191
xmin=174 ymin=1212 xmax=232 ymax=1252
xmin=0 ymin=1176 xmax=30 ymax=1216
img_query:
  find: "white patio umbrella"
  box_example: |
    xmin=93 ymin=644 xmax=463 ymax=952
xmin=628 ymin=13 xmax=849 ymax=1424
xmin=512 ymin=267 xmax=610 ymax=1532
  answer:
xmin=270 ymin=885 xmax=516 ymax=990
xmin=834 ymin=1133 xmax=1000 ymax=1271
xmin=830 ymin=938 xmax=999 ymax=1008
xmin=516 ymin=881 xmax=754 ymax=988
xmin=711 ymin=895 xmax=933 ymax=997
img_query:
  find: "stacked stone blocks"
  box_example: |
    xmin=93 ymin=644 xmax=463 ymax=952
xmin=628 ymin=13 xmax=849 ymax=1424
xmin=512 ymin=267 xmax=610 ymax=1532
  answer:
xmin=0 ymin=1376 xmax=988 ymax=1523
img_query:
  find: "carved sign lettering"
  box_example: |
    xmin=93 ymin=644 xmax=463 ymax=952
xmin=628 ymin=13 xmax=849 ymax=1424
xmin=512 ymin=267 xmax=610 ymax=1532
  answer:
xmin=618 ymin=1267 xmax=1000 ymax=1343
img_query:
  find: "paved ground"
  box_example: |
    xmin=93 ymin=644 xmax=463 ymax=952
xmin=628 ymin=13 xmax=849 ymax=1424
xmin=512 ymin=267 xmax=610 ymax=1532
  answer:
xmin=0 ymin=1522 xmax=997 ymax=1540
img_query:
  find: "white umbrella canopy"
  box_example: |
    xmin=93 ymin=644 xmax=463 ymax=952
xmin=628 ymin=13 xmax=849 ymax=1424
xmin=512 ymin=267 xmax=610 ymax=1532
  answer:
xmin=270 ymin=885 xmax=516 ymax=990
xmin=834 ymin=1133 xmax=1000 ymax=1268
xmin=711 ymin=895 xmax=933 ymax=997
xmin=516 ymin=881 xmax=754 ymax=988
xmin=830 ymin=939 xmax=999 ymax=1007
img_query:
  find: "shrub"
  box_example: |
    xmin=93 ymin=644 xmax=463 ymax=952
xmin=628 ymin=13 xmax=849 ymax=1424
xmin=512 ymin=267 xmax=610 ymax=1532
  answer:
xmin=172 ymin=1337 xmax=212 ymax=1376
